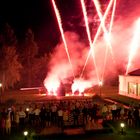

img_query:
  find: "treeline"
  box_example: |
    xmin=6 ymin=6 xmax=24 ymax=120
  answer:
xmin=0 ymin=24 xmax=51 ymax=91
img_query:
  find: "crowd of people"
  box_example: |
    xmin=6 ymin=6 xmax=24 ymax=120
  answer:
xmin=0 ymin=97 xmax=140 ymax=135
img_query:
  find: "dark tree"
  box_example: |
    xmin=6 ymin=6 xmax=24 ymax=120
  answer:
xmin=20 ymin=28 xmax=39 ymax=87
xmin=0 ymin=24 xmax=22 ymax=90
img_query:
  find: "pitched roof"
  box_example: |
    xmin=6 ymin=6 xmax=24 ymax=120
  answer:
xmin=128 ymin=69 xmax=140 ymax=76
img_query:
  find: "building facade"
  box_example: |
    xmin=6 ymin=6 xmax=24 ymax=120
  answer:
xmin=119 ymin=69 xmax=140 ymax=99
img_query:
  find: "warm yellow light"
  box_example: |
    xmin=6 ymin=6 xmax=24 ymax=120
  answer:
xmin=24 ymin=131 xmax=28 ymax=136
xmin=120 ymin=123 xmax=125 ymax=128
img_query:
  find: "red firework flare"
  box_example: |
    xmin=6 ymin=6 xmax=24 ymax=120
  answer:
xmin=80 ymin=0 xmax=114 ymax=84
xmin=51 ymin=0 xmax=75 ymax=78
xmin=80 ymin=0 xmax=100 ymax=83
xmin=126 ymin=18 xmax=140 ymax=75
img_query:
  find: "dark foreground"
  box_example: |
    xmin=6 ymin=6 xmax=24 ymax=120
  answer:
xmin=1 ymin=127 xmax=140 ymax=140
xmin=1 ymin=87 xmax=140 ymax=140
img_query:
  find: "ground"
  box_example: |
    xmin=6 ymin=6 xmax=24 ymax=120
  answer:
xmin=1 ymin=85 xmax=118 ymax=104
xmin=1 ymin=85 xmax=140 ymax=140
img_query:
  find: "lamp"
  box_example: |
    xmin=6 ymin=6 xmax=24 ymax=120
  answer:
xmin=120 ymin=122 xmax=125 ymax=135
xmin=23 ymin=131 xmax=28 ymax=140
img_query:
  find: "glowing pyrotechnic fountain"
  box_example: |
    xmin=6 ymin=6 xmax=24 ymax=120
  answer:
xmin=71 ymin=78 xmax=94 ymax=96
xmin=126 ymin=18 xmax=140 ymax=75
xmin=98 ymin=80 xmax=103 ymax=96
xmin=51 ymin=0 xmax=75 ymax=79
xmin=99 ymin=80 xmax=103 ymax=86
xmin=43 ymin=0 xmax=140 ymax=97
xmin=80 ymin=0 xmax=114 ymax=82
xmin=44 ymin=75 xmax=60 ymax=96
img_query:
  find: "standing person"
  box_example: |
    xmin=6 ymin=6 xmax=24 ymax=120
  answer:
xmin=111 ymin=103 xmax=117 ymax=121
xmin=133 ymin=107 xmax=139 ymax=128
xmin=10 ymin=105 xmax=16 ymax=124
xmin=5 ymin=113 xmax=11 ymax=135
xmin=45 ymin=105 xmax=51 ymax=127
xmin=0 ymin=108 xmax=7 ymax=135
xmin=0 ymin=116 xmax=6 ymax=135
xmin=73 ymin=107 xmax=80 ymax=126
xmin=19 ymin=107 xmax=26 ymax=129
xmin=28 ymin=105 xmax=34 ymax=125
xmin=15 ymin=110 xmax=19 ymax=130
xmin=127 ymin=109 xmax=133 ymax=127
xmin=120 ymin=106 xmax=125 ymax=120
xmin=101 ymin=104 xmax=108 ymax=120
xmin=40 ymin=104 xmax=46 ymax=128
xmin=82 ymin=105 xmax=88 ymax=125
xmin=63 ymin=108 xmax=69 ymax=127
xmin=51 ymin=104 xmax=57 ymax=125
xmin=57 ymin=107 xmax=63 ymax=129
xmin=34 ymin=105 xmax=41 ymax=126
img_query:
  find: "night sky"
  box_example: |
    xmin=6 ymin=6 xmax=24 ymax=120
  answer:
xmin=1 ymin=0 xmax=140 ymax=88
xmin=0 ymin=0 xmax=52 ymax=41
xmin=0 ymin=0 xmax=140 ymax=50
xmin=0 ymin=0 xmax=79 ymax=46
xmin=0 ymin=0 xmax=108 ymax=44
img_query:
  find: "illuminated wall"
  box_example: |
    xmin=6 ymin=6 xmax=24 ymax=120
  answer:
xmin=119 ymin=75 xmax=140 ymax=99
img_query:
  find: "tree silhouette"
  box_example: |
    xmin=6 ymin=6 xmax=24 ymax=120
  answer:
xmin=0 ymin=24 xmax=22 ymax=90
xmin=20 ymin=28 xmax=39 ymax=87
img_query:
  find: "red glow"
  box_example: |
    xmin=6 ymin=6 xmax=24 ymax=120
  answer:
xmin=51 ymin=0 xmax=75 ymax=78
xmin=126 ymin=18 xmax=140 ymax=74
xmin=44 ymin=0 xmax=140 ymax=96
xmin=109 ymin=0 xmax=116 ymax=34
xmin=99 ymin=80 xmax=103 ymax=86
xmin=93 ymin=0 xmax=115 ymax=82
xmin=80 ymin=0 xmax=99 ymax=82
xmin=44 ymin=75 xmax=60 ymax=96
xmin=102 ymin=0 xmax=117 ymax=82
xmin=81 ymin=0 xmax=114 ymax=82
xmin=71 ymin=78 xmax=96 ymax=95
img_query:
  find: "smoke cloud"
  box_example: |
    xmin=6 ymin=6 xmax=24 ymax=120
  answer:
xmin=44 ymin=0 xmax=140 ymax=94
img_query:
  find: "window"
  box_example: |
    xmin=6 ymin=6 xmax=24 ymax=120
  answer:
xmin=128 ymin=82 xmax=137 ymax=95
